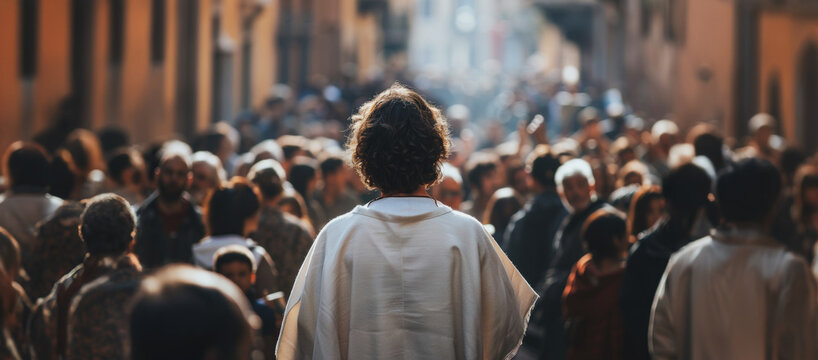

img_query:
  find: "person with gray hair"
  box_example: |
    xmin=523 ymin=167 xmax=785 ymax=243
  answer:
xmin=190 ymin=151 xmax=226 ymax=207
xmin=134 ymin=141 xmax=205 ymax=269
xmin=536 ymin=158 xmax=612 ymax=360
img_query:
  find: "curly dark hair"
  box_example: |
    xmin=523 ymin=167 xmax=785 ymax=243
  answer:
xmin=80 ymin=193 xmax=136 ymax=256
xmin=347 ymin=83 xmax=450 ymax=195
xmin=203 ymin=177 xmax=260 ymax=236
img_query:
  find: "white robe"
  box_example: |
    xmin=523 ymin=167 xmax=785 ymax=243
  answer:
xmin=276 ymin=197 xmax=537 ymax=360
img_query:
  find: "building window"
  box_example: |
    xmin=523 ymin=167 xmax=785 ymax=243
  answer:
xmin=110 ymin=0 xmax=125 ymax=66
xmin=20 ymin=0 xmax=38 ymax=78
xmin=151 ymin=0 xmax=166 ymax=64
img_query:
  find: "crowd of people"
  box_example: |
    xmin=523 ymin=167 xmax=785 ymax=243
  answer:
xmin=0 ymin=75 xmax=817 ymax=359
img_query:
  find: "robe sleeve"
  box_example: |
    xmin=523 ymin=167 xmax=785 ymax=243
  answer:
xmin=479 ymin=229 xmax=538 ymax=360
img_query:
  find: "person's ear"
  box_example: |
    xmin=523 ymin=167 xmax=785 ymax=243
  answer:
xmin=250 ymin=273 xmax=257 ymax=285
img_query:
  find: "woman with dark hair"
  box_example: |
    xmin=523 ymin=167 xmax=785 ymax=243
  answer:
xmin=192 ymin=178 xmax=279 ymax=295
xmin=276 ymin=84 xmax=536 ymax=360
xmin=482 ymin=187 xmax=525 ymax=241
xmin=627 ymin=185 xmax=665 ymax=244
xmin=791 ymin=163 xmax=818 ymax=264
xmin=288 ymin=159 xmax=326 ymax=229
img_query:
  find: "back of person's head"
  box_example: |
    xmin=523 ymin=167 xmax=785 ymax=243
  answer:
xmin=347 ymin=83 xmax=450 ymax=194
xmin=250 ymin=140 xmax=284 ymax=163
xmin=204 ymin=178 xmax=260 ymax=236
xmin=319 ymin=155 xmax=345 ymax=179
xmin=662 ymin=163 xmax=711 ymax=215
xmin=289 ymin=160 xmax=317 ymax=198
xmin=3 ymin=141 xmax=51 ymax=189
xmin=213 ymin=245 xmax=256 ymax=274
xmin=65 ymin=128 xmax=105 ymax=174
xmin=693 ymin=132 xmax=725 ymax=171
xmin=248 ymin=159 xmax=286 ymax=201
xmin=483 ymin=188 xmax=524 ymax=237
xmin=277 ymin=135 xmax=307 ymax=161
xmin=80 ymin=193 xmax=135 ymax=257
xmin=0 ymin=227 xmax=21 ymax=276
xmin=129 ymin=265 xmax=260 ymax=360
xmin=527 ymin=145 xmax=560 ymax=189
xmin=581 ymin=209 xmax=627 ymax=264
xmin=716 ymin=158 xmax=782 ymax=224
xmin=108 ymin=148 xmax=145 ymax=186
xmin=49 ymin=149 xmax=77 ymax=199
xmin=97 ymin=126 xmax=130 ymax=157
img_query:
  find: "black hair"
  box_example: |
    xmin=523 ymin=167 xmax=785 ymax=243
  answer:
xmin=466 ymin=153 xmax=499 ymax=190
xmin=107 ymin=149 xmax=138 ymax=185
xmin=693 ymin=132 xmax=725 ymax=172
xmin=528 ymin=146 xmax=561 ymax=189
xmin=319 ymin=156 xmax=345 ymax=179
xmin=213 ymin=246 xmax=255 ymax=274
xmin=129 ymin=265 xmax=256 ymax=360
xmin=716 ymin=158 xmax=782 ymax=223
xmin=3 ymin=141 xmax=51 ymax=189
xmin=581 ymin=209 xmax=627 ymax=264
xmin=289 ymin=162 xmax=317 ymax=199
xmin=80 ymin=193 xmax=135 ymax=256
xmin=248 ymin=161 xmax=285 ymax=201
xmin=48 ymin=150 xmax=76 ymax=199
xmin=204 ymin=178 xmax=260 ymax=236
xmin=662 ymin=163 xmax=712 ymax=215
xmin=97 ymin=126 xmax=130 ymax=157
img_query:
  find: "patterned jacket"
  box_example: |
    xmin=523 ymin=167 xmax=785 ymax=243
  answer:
xmin=251 ymin=207 xmax=314 ymax=296
xmin=25 ymin=202 xmax=86 ymax=300
xmin=67 ymin=261 xmax=142 ymax=359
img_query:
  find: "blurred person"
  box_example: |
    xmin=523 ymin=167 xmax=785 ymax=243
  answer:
xmin=691 ymin=130 xmax=727 ymax=173
xmin=289 ymin=160 xmax=327 ymax=230
xmin=64 ymin=129 xmax=106 ymax=199
xmin=610 ymin=136 xmax=637 ymax=167
xmin=791 ymin=164 xmax=818 ymax=264
xmin=1 ymin=256 xmax=22 ymax=360
xmin=626 ymin=186 xmax=665 ymax=244
xmin=590 ymin=158 xmax=616 ymax=201
xmin=666 ymin=143 xmax=696 ymax=170
xmin=214 ymin=122 xmax=241 ymax=174
xmin=28 ymin=194 xmax=141 ymax=360
xmin=48 ymin=150 xmax=77 ymax=200
xmin=277 ymin=84 xmax=536 ymax=359
xmin=503 ymin=146 xmax=567 ymax=288
xmin=608 ymin=184 xmax=640 ymax=214
xmin=277 ymin=135 xmax=308 ymax=174
xmin=462 ymin=152 xmax=503 ymax=220
xmin=616 ymin=160 xmax=649 ymax=189
xmin=232 ymin=152 xmax=257 ymax=178
xmin=213 ymin=245 xmax=277 ymax=357
xmin=248 ymin=160 xmax=314 ymax=296
xmin=562 ymin=209 xmax=628 ymax=360
xmin=482 ymin=187 xmax=524 ymax=241
xmin=429 ymin=162 xmax=464 ymax=210
xmin=735 ymin=113 xmax=782 ymax=165
xmin=506 ymin=159 xmax=531 ymax=199
xmin=573 ymin=107 xmax=610 ymax=158
xmin=190 ymin=151 xmax=226 ymax=207
xmin=313 ymin=155 xmax=359 ymax=230
xmin=96 ymin=126 xmax=129 ymax=158
xmin=25 ymin=202 xmax=86 ymax=300
xmin=277 ymin=188 xmax=315 ymax=234
xmin=192 ymin=178 xmax=278 ymax=296
xmin=650 ymin=159 xmax=817 ymax=359
xmin=0 ymin=142 xmax=64 ymax=272
xmin=106 ymin=147 xmax=147 ymax=206
xmin=0 ymin=228 xmax=31 ymax=360
xmin=192 ymin=131 xmax=233 ymax=175
xmin=644 ymin=119 xmax=679 ymax=178
xmin=538 ymin=158 xmax=611 ymax=360
xmin=620 ymin=163 xmax=712 ymax=360
xmin=251 ymin=140 xmax=284 ymax=165
xmin=134 ymin=141 xmax=205 ymax=269
xmin=129 ymin=265 xmax=262 ymax=360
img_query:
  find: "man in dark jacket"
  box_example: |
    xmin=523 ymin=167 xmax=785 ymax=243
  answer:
xmin=503 ymin=146 xmax=566 ymax=287
xmin=134 ymin=142 xmax=205 ymax=268
xmin=537 ymin=158 xmax=610 ymax=360
xmin=620 ymin=163 xmax=712 ymax=360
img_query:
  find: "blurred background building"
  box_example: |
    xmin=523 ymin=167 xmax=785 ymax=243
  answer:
xmin=1 ymin=0 xmax=816 ymax=154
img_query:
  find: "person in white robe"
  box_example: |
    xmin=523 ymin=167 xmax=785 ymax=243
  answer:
xmin=276 ymin=84 xmax=537 ymax=360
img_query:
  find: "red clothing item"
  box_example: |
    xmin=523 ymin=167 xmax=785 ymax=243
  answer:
xmin=562 ymin=254 xmax=625 ymax=360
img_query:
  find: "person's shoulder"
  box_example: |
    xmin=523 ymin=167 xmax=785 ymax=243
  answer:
xmin=665 ymin=236 xmax=715 ymax=270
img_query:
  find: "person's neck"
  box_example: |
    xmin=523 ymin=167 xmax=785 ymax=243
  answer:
xmin=381 ymin=186 xmax=429 ymax=198
xmin=157 ymin=195 xmax=186 ymax=214
xmin=594 ymin=257 xmax=625 ymax=275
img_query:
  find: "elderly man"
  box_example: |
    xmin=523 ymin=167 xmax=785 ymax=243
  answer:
xmin=537 ymin=158 xmax=610 ymax=360
xmin=134 ymin=141 xmax=205 ymax=269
